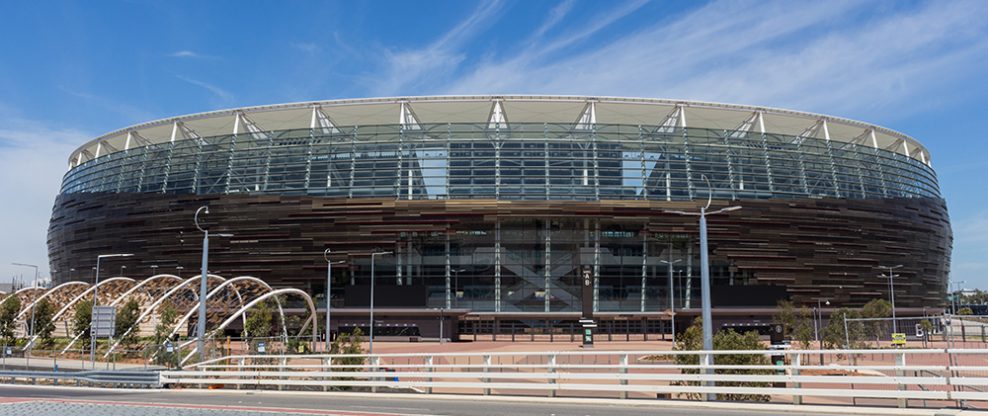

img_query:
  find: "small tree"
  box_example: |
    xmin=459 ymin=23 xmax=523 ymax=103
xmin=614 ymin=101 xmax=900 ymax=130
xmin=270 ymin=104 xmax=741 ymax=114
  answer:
xmin=32 ymin=298 xmax=56 ymax=348
xmin=822 ymin=308 xmax=864 ymax=349
xmin=861 ymin=299 xmax=892 ymax=345
xmin=919 ymin=319 xmax=934 ymax=347
xmin=243 ymin=300 xmax=274 ymax=353
xmin=792 ymin=306 xmax=815 ymax=349
xmin=115 ymin=298 xmax=141 ymax=352
xmin=151 ymin=301 xmax=179 ymax=367
xmin=672 ymin=318 xmax=772 ymax=402
xmin=957 ymin=307 xmax=974 ymax=316
xmin=774 ymin=300 xmax=814 ymax=348
xmin=72 ymin=299 xmax=93 ymax=350
xmin=0 ymin=296 xmax=21 ymax=346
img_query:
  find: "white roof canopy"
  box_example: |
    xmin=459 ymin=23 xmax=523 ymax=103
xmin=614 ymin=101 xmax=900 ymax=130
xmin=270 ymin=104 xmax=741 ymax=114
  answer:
xmin=68 ymin=95 xmax=931 ymax=169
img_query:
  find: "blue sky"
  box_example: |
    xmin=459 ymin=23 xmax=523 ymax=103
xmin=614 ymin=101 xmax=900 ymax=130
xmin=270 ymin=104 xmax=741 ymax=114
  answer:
xmin=1 ymin=0 xmax=986 ymax=289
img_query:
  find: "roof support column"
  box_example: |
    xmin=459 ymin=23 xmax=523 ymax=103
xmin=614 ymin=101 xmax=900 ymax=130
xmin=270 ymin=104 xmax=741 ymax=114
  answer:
xmin=757 ymin=112 xmax=776 ymax=193
xmin=544 ymin=123 xmax=550 ymax=200
xmin=822 ymin=120 xmax=842 ymax=198
xmin=544 ymin=219 xmax=552 ymax=313
xmin=495 ymin=219 xmax=502 ymax=313
xmin=870 ymin=130 xmax=890 ymax=197
xmin=224 ymin=113 xmax=241 ymax=194
xmin=348 ymin=127 xmax=357 ymax=198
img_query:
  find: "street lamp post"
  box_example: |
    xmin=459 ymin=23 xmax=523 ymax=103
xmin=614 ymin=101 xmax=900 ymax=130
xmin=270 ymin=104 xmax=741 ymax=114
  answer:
xmin=879 ymin=265 xmax=904 ymax=333
xmin=664 ymin=175 xmax=740 ymax=402
xmin=195 ymin=206 xmax=233 ymax=363
xmin=368 ymin=251 xmax=393 ymax=355
xmin=663 ymin=175 xmax=741 ymax=352
xmin=89 ymin=253 xmax=133 ymax=367
xmin=323 ymin=250 xmax=345 ymax=352
xmin=119 ymin=265 xmax=126 ymax=276
xmin=150 ymin=265 xmax=158 ymax=276
xmin=659 ymin=254 xmax=682 ymax=342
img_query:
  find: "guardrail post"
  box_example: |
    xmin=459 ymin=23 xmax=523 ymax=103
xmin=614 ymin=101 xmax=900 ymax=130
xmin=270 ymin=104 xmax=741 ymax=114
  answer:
xmin=371 ymin=356 xmax=380 ymax=393
xmin=323 ymin=357 xmax=330 ymax=392
xmin=895 ymin=352 xmax=906 ymax=408
xmin=237 ymin=357 xmax=245 ymax=390
xmin=547 ymin=354 xmax=557 ymax=398
xmin=792 ymin=353 xmax=802 ymax=405
xmin=483 ymin=354 xmax=492 ymax=396
xmin=619 ymin=354 xmax=629 ymax=399
xmin=278 ymin=357 xmax=287 ymax=391
xmin=425 ymin=355 xmax=434 ymax=394
xmin=700 ymin=352 xmax=712 ymax=402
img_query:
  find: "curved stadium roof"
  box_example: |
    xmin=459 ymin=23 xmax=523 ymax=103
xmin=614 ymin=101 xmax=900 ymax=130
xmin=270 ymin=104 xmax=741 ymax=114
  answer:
xmin=68 ymin=95 xmax=932 ymax=168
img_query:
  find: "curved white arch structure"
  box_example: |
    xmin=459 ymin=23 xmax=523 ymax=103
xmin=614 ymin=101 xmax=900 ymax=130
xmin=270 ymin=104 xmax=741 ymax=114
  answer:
xmin=179 ymin=288 xmax=317 ymax=365
xmin=27 ymin=277 xmax=135 ymax=350
xmin=166 ymin=276 xmax=274 ymax=339
xmin=104 ymin=276 xmax=274 ymax=358
xmin=109 ymin=274 xmax=183 ymax=306
xmin=14 ymin=281 xmax=88 ymax=320
xmin=47 ymin=277 xmax=135 ymax=324
xmin=107 ymin=274 xmax=225 ymax=350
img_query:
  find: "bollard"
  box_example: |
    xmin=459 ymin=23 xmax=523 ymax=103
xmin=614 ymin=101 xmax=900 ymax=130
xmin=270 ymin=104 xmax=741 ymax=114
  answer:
xmin=425 ymin=356 xmax=433 ymax=394
xmin=547 ymin=354 xmax=557 ymax=398
xmin=792 ymin=354 xmax=802 ymax=405
xmin=482 ymin=354 xmax=491 ymax=396
xmin=896 ymin=352 xmax=906 ymax=408
xmin=619 ymin=354 xmax=629 ymax=399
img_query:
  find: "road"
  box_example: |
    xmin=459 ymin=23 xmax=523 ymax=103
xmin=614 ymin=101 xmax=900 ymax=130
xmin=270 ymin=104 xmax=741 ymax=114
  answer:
xmin=0 ymin=385 xmax=945 ymax=416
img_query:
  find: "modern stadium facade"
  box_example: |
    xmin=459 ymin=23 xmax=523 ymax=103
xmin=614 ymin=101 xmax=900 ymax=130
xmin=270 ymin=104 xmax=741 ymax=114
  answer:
xmin=47 ymin=95 xmax=951 ymax=338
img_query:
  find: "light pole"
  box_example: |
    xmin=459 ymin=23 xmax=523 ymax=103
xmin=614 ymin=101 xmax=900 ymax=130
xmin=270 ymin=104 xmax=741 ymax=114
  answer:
xmin=663 ymin=175 xmax=741 ymax=352
xmin=659 ymin=254 xmax=682 ymax=342
xmin=150 ymin=265 xmax=158 ymax=276
xmin=879 ymin=264 xmax=904 ymax=333
xmin=90 ymin=253 xmax=133 ymax=366
xmin=11 ymin=263 xmax=38 ymax=340
xmin=951 ymin=280 xmax=967 ymax=314
xmin=368 ymin=251 xmax=393 ymax=355
xmin=323 ymin=249 xmax=345 ymax=352
xmin=195 ymin=206 xmax=233 ymax=362
xmin=176 ymin=266 xmax=184 ymax=275
xmin=119 ymin=265 xmax=126 ymax=276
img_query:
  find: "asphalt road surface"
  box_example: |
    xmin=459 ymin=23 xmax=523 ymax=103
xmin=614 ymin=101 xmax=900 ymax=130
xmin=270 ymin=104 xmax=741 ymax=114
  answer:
xmin=0 ymin=385 xmax=924 ymax=416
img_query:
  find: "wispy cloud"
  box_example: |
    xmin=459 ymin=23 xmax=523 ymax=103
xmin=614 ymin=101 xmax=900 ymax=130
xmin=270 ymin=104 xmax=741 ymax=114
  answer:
xmin=57 ymin=87 xmax=153 ymax=122
xmin=169 ymin=50 xmax=216 ymax=59
xmin=0 ymin=106 xmax=90 ymax=283
xmin=291 ymin=42 xmax=320 ymax=55
xmin=176 ymin=75 xmax=235 ymax=104
xmin=370 ymin=0 xmax=506 ymax=96
xmin=438 ymin=0 xmax=988 ymax=121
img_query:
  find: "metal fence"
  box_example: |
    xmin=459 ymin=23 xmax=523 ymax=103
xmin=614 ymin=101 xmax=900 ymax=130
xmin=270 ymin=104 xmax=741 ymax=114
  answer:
xmin=156 ymin=348 xmax=988 ymax=410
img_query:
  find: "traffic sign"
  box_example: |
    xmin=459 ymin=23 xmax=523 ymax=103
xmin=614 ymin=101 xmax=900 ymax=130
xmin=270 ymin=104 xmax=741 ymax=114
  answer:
xmin=92 ymin=306 xmax=116 ymax=338
xmin=891 ymin=332 xmax=907 ymax=346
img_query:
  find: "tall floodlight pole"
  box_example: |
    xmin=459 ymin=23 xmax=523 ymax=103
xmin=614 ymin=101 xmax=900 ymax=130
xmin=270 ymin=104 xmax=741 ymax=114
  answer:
xmin=664 ymin=175 xmax=739 ymax=401
xmin=89 ymin=253 xmax=133 ymax=367
xmin=195 ymin=206 xmax=233 ymax=362
xmin=368 ymin=251 xmax=393 ymax=355
xmin=11 ymin=263 xmax=38 ymax=340
xmin=663 ymin=175 xmax=741 ymax=351
xmin=879 ymin=264 xmax=904 ymax=333
xmin=323 ymin=250 xmax=346 ymax=352
xmin=658 ymin=255 xmax=681 ymax=341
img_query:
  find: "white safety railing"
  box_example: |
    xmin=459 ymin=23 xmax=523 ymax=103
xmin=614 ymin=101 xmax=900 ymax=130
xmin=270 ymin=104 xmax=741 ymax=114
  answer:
xmin=158 ymin=348 xmax=988 ymax=409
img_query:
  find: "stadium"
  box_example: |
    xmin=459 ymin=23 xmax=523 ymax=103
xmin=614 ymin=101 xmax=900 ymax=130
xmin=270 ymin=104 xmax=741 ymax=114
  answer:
xmin=41 ymin=95 xmax=951 ymax=341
